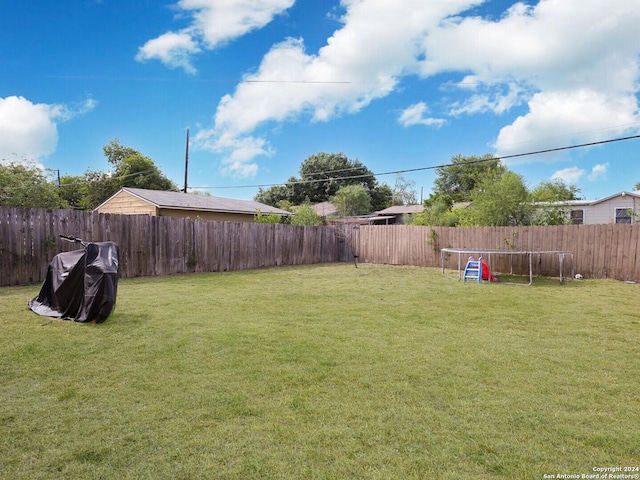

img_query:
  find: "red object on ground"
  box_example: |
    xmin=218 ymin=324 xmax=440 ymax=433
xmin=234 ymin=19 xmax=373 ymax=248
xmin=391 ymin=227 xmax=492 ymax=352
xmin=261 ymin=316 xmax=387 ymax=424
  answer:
xmin=480 ymin=258 xmax=498 ymax=282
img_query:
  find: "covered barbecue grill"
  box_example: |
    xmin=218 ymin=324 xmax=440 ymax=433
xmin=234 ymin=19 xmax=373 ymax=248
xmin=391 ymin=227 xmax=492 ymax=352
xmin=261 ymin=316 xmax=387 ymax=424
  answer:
xmin=28 ymin=236 xmax=120 ymax=323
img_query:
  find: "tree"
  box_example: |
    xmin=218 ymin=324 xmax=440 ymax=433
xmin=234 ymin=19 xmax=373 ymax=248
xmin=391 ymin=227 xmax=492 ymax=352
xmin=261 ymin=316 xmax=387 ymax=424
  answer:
xmin=462 ymin=171 xmax=531 ymax=226
xmin=370 ymin=183 xmax=393 ymax=212
xmin=80 ymin=138 xmax=178 ymax=210
xmin=289 ymin=200 xmax=323 ymax=226
xmin=80 ymin=169 xmax=121 ymax=210
xmin=414 ymin=152 xmax=511 ymax=226
xmin=58 ymin=174 xmax=88 ymax=209
xmin=332 ymin=184 xmax=372 ymax=216
xmin=189 ymin=189 xmax=212 ymax=196
xmin=427 ymin=153 xmax=506 ymax=207
xmin=103 ymin=138 xmax=177 ymax=192
xmin=0 ymin=161 xmax=67 ymax=208
xmin=529 ymin=179 xmax=581 ymax=225
xmin=392 ymin=174 xmax=417 ymax=205
xmin=411 ymin=199 xmax=460 ymax=226
xmin=276 ymin=199 xmax=293 ymax=212
xmin=634 ymin=181 xmax=640 ymax=191
xmin=294 ymin=152 xmax=376 ymax=204
xmin=253 ymin=210 xmax=283 ymax=223
xmin=254 ymin=152 xmax=389 ymax=208
xmin=254 ymin=183 xmax=294 ymax=207
xmin=530 ymin=179 xmax=581 ymax=202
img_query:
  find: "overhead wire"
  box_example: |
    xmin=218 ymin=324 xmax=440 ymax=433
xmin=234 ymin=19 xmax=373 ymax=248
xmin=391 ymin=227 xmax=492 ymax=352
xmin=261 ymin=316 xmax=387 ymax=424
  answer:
xmin=45 ymin=74 xmax=387 ymax=85
xmin=6 ymin=133 xmax=637 ymax=192
xmin=190 ymin=133 xmax=640 ymax=190
xmin=0 ymin=168 xmax=158 ymax=191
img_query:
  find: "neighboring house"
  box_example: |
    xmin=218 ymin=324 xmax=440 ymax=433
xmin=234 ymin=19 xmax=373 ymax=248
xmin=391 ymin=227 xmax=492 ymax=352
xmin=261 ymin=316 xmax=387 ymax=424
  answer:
xmin=326 ymin=204 xmax=425 ymax=226
xmin=326 ymin=215 xmax=397 ymax=226
xmin=547 ymin=191 xmax=640 ymax=225
xmin=95 ymin=187 xmax=292 ymax=223
xmin=315 ymin=203 xmax=425 ymax=225
xmin=374 ymin=205 xmax=425 ymax=224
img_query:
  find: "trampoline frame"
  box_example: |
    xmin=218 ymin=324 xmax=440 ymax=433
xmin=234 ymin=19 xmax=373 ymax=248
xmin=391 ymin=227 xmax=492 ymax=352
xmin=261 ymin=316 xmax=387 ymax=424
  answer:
xmin=440 ymin=248 xmax=575 ymax=285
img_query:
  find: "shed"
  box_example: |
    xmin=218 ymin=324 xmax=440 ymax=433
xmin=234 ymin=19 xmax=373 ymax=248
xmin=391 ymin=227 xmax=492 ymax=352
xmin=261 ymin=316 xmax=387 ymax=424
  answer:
xmin=95 ymin=187 xmax=292 ymax=223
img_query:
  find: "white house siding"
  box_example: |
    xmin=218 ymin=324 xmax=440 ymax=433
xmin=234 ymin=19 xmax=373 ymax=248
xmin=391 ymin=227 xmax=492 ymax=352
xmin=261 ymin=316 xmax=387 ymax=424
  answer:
xmin=582 ymin=195 xmax=638 ymax=224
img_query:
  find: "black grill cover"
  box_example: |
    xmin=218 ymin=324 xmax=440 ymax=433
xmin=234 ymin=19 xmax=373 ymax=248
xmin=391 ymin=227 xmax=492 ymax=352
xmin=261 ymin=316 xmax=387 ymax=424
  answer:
xmin=28 ymin=242 xmax=119 ymax=323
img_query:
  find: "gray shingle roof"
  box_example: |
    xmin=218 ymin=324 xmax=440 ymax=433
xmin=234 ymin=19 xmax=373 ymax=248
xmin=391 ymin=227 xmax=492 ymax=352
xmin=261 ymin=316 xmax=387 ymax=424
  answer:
xmin=375 ymin=205 xmax=425 ymax=215
xmin=536 ymin=191 xmax=640 ymax=207
xmin=122 ymin=188 xmax=292 ymax=215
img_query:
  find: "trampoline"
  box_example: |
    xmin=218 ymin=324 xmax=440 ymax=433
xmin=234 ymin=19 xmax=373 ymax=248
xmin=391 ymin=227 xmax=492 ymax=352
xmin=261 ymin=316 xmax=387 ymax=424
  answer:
xmin=440 ymin=248 xmax=575 ymax=285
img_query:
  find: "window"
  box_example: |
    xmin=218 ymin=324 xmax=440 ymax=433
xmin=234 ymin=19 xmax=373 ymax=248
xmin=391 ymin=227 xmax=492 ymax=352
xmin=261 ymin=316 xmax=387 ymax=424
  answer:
xmin=570 ymin=209 xmax=584 ymax=225
xmin=615 ymin=208 xmax=632 ymax=224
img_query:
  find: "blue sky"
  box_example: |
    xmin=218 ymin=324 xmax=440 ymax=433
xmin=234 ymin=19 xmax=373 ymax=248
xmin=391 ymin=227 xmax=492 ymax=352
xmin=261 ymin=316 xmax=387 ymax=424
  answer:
xmin=2 ymin=0 xmax=640 ymax=202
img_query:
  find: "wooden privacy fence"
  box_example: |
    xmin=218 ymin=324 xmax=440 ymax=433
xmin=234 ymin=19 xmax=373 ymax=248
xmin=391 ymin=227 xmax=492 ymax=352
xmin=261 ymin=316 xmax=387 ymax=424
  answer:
xmin=357 ymin=224 xmax=640 ymax=282
xmin=2 ymin=207 xmax=640 ymax=286
xmin=0 ymin=207 xmax=354 ymax=287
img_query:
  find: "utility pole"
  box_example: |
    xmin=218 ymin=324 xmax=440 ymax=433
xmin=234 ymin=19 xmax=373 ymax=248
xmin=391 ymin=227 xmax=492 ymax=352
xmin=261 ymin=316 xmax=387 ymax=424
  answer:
xmin=53 ymin=169 xmax=62 ymax=201
xmin=183 ymin=128 xmax=189 ymax=193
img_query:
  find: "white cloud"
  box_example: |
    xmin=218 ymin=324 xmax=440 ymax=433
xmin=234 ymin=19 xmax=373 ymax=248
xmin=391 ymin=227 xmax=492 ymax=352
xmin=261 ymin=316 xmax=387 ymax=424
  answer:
xmin=0 ymin=96 xmax=96 ymax=162
xmin=420 ymin=0 xmax=640 ymax=88
xmin=216 ymin=135 xmax=272 ymax=178
xmin=183 ymin=0 xmax=295 ymax=49
xmin=137 ymin=0 xmax=294 ymax=73
xmin=588 ymin=163 xmax=609 ymax=181
xmin=494 ymin=89 xmax=639 ymax=156
xmin=189 ymin=0 xmax=640 ymax=177
xmin=552 ymin=167 xmax=585 ymax=184
xmin=197 ymin=0 xmax=479 ymax=176
xmin=449 ymin=82 xmax=527 ymax=116
xmin=398 ymin=102 xmax=445 ymax=128
xmin=136 ymin=32 xmax=201 ymax=74
xmin=550 ymin=163 xmax=608 ymax=189
xmin=419 ymin=0 xmax=640 ymax=154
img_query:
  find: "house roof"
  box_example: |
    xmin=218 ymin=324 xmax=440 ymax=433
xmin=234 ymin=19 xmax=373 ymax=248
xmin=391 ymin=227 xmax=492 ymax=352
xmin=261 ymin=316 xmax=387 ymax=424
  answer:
xmin=98 ymin=187 xmax=292 ymax=216
xmin=327 ymin=215 xmax=397 ymax=225
xmin=589 ymin=190 xmax=640 ymax=205
xmin=540 ymin=190 xmax=640 ymax=208
xmin=312 ymin=201 xmax=338 ymax=217
xmin=375 ymin=204 xmax=425 ymax=215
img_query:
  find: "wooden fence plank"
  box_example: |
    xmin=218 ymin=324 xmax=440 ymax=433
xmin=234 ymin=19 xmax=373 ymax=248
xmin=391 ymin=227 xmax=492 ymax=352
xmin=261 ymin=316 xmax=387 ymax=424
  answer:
xmin=618 ymin=224 xmax=631 ymax=281
xmin=631 ymin=226 xmax=640 ymax=281
xmin=0 ymin=208 xmax=9 ymax=285
xmin=2 ymin=208 xmax=17 ymax=285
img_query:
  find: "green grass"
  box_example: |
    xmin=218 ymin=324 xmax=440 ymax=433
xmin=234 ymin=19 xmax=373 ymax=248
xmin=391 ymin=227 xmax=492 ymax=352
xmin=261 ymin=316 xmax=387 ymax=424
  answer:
xmin=1 ymin=264 xmax=639 ymax=479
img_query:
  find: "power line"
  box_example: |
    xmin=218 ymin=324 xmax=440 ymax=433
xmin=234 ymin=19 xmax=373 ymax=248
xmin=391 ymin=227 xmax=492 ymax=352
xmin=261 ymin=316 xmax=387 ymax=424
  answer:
xmin=0 ymin=168 xmax=159 ymax=191
xmin=45 ymin=74 xmax=387 ymax=85
xmin=5 ymin=133 xmax=637 ymax=193
xmin=192 ymin=134 xmax=640 ymax=190
xmin=493 ymin=121 xmax=640 ymax=150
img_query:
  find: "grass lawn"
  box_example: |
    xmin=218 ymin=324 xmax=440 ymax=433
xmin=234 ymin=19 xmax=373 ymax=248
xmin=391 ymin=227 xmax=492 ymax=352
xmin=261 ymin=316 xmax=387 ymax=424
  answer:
xmin=1 ymin=263 xmax=639 ymax=479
